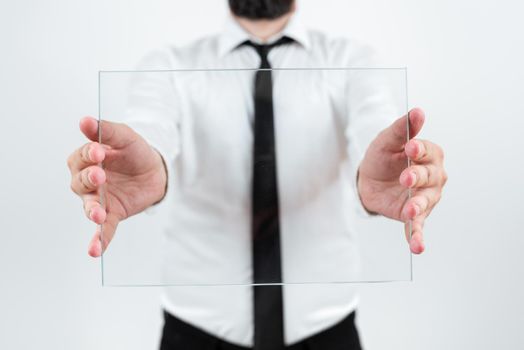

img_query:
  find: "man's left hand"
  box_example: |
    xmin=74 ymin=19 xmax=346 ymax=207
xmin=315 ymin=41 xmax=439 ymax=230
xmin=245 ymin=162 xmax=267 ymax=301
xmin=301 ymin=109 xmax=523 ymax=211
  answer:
xmin=357 ymin=108 xmax=447 ymax=254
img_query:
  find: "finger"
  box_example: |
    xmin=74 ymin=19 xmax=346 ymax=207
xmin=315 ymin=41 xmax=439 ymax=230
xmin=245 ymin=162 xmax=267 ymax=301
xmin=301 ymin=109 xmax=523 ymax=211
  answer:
xmin=399 ymin=164 xmax=443 ymax=189
xmin=404 ymin=214 xmax=425 ymax=242
xmin=70 ymin=165 xmax=106 ymax=195
xmin=80 ymin=116 xmax=136 ymax=149
xmin=404 ymin=215 xmax=426 ymax=254
xmin=404 ymin=139 xmax=444 ymax=164
xmin=401 ymin=189 xmax=434 ymax=221
xmin=83 ymin=195 xmax=107 ymax=225
xmin=380 ymin=108 xmax=426 ymax=150
xmin=87 ymin=215 xmax=119 ymax=258
xmin=88 ymin=230 xmax=103 ymax=258
xmin=67 ymin=142 xmax=106 ymax=172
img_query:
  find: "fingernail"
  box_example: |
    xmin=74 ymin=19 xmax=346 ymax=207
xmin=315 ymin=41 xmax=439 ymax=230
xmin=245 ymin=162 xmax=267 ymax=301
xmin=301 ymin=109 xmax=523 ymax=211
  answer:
xmin=410 ymin=239 xmax=418 ymax=252
xmin=410 ymin=172 xmax=417 ymax=186
xmin=415 ymin=142 xmax=422 ymax=158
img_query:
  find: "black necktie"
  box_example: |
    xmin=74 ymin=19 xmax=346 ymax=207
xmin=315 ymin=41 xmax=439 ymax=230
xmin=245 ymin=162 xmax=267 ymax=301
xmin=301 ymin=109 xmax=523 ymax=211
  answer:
xmin=243 ymin=36 xmax=293 ymax=350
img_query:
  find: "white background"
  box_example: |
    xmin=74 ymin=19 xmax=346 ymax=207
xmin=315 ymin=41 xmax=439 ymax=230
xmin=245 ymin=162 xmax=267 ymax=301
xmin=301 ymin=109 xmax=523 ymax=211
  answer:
xmin=1 ymin=0 xmax=523 ymax=349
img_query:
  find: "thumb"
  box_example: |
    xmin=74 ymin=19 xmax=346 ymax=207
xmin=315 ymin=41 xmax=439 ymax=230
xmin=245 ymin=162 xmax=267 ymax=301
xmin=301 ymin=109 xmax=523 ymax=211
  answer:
xmin=79 ymin=116 xmax=137 ymax=149
xmin=381 ymin=108 xmax=426 ymax=150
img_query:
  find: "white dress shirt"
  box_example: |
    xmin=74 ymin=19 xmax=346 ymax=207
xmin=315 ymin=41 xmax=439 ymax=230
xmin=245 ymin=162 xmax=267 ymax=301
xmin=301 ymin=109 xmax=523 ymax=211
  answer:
xmin=124 ymin=12 xmax=397 ymax=347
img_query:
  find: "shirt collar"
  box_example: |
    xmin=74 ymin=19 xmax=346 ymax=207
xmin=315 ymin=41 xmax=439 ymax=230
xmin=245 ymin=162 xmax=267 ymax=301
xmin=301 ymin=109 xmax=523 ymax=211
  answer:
xmin=218 ymin=12 xmax=310 ymax=57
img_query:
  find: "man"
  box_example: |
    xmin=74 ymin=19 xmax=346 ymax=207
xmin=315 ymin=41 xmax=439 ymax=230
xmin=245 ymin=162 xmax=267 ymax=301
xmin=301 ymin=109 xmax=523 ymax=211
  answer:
xmin=68 ymin=0 xmax=447 ymax=349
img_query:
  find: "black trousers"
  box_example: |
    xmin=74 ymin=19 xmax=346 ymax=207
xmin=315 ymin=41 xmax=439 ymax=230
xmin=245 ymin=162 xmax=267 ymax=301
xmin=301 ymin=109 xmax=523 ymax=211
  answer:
xmin=160 ymin=311 xmax=362 ymax=350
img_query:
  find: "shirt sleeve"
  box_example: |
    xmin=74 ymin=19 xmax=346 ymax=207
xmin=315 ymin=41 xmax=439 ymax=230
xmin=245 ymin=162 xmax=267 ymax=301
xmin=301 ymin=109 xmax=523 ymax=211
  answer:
xmin=123 ymin=48 xmax=182 ymax=207
xmin=342 ymin=44 xmax=402 ymax=217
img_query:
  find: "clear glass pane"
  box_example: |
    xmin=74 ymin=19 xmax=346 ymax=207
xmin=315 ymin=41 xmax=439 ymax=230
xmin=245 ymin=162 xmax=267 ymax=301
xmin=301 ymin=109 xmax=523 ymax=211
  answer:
xmin=98 ymin=67 xmax=411 ymax=286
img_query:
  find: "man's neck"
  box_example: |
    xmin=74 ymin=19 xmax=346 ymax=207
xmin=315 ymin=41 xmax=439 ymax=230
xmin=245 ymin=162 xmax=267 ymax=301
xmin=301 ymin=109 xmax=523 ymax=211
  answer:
xmin=234 ymin=12 xmax=294 ymax=43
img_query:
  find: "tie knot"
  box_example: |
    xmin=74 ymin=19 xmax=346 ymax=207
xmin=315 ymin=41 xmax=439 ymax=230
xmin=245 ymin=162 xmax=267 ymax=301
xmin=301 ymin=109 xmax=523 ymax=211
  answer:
xmin=242 ymin=36 xmax=294 ymax=67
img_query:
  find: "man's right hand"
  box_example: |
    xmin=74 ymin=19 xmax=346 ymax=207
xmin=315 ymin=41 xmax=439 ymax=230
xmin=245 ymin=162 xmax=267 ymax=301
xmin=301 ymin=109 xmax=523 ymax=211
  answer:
xmin=67 ymin=117 xmax=167 ymax=257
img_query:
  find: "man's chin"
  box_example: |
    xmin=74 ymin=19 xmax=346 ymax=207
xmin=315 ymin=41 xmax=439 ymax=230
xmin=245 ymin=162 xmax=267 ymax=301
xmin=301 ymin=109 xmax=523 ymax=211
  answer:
xmin=229 ymin=0 xmax=294 ymax=20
